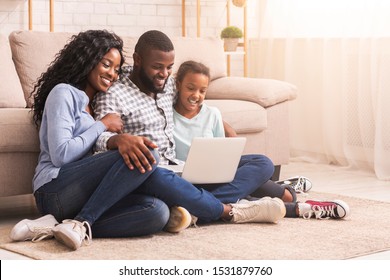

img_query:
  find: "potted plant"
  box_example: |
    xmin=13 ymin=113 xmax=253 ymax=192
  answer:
xmin=220 ymin=25 xmax=243 ymax=51
xmin=232 ymin=0 xmax=247 ymax=7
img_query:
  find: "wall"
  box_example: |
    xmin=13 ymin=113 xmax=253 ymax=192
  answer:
xmin=0 ymin=0 xmax=259 ymax=77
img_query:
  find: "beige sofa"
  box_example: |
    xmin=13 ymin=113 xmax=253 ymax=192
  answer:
xmin=0 ymin=30 xmax=297 ymax=198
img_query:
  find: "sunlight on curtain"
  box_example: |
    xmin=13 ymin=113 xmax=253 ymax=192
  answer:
xmin=250 ymin=0 xmax=390 ymax=180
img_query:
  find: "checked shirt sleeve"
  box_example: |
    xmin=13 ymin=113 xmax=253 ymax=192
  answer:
xmin=93 ymin=84 xmax=125 ymax=152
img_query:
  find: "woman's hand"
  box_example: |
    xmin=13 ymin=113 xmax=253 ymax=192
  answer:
xmin=100 ymin=113 xmax=123 ymax=133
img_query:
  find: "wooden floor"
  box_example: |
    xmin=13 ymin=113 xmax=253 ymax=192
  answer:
xmin=1 ymin=160 xmax=389 ymax=260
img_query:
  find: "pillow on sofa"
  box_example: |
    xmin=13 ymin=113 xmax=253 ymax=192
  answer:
xmin=0 ymin=34 xmax=26 ymax=108
xmin=9 ymin=31 xmax=73 ymax=107
xmin=172 ymin=37 xmax=227 ymax=81
xmin=207 ymin=76 xmax=298 ymax=108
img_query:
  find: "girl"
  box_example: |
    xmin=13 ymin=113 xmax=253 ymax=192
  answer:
xmin=173 ymin=60 xmax=350 ymax=220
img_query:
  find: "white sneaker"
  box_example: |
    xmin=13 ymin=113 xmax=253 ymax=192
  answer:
xmin=9 ymin=214 xmax=59 ymax=242
xmin=230 ymin=197 xmax=286 ymax=223
xmin=52 ymin=219 xmax=92 ymax=250
xmin=190 ymin=215 xmax=198 ymax=227
xmin=276 ymin=176 xmax=313 ymax=193
xmin=164 ymin=206 xmax=192 ymax=233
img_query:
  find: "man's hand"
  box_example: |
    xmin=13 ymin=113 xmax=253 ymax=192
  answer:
xmin=100 ymin=113 xmax=123 ymax=133
xmin=107 ymin=134 xmax=158 ymax=173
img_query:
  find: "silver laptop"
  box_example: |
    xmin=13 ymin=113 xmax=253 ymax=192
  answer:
xmin=161 ymin=137 xmax=246 ymax=184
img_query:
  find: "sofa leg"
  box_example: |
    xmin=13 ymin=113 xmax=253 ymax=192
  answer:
xmin=271 ymin=165 xmax=281 ymax=181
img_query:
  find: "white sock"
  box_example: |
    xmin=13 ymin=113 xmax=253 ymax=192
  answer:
xmin=297 ymin=202 xmax=312 ymax=217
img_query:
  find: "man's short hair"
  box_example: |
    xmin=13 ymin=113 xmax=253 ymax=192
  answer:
xmin=135 ymin=30 xmax=174 ymax=57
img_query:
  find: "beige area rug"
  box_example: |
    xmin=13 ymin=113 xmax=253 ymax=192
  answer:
xmin=1 ymin=192 xmax=390 ymax=260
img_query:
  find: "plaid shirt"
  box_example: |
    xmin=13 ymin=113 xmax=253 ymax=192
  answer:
xmin=94 ymin=66 xmax=176 ymax=164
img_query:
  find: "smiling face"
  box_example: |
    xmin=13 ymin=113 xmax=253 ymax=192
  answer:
xmin=85 ymin=48 xmax=121 ymax=97
xmin=133 ymin=48 xmax=175 ymax=95
xmin=175 ymin=71 xmax=210 ymax=119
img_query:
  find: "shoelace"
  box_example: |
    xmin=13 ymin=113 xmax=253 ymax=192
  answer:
xmin=228 ymin=203 xmax=258 ymax=222
xmin=190 ymin=215 xmax=198 ymax=228
xmin=286 ymin=177 xmax=311 ymax=196
xmin=302 ymin=204 xmax=336 ymax=219
xmin=81 ymin=221 xmax=92 ymax=245
xmin=31 ymin=227 xmax=55 ymax=242
xmin=62 ymin=219 xmax=92 ymax=246
xmin=291 ymin=177 xmax=306 ymax=193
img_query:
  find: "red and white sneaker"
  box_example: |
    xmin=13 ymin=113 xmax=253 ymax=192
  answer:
xmin=302 ymin=199 xmax=350 ymax=219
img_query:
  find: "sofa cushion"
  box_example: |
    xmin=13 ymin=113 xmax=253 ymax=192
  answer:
xmin=109 ymin=36 xmax=228 ymax=81
xmin=9 ymin=31 xmax=73 ymax=107
xmin=0 ymin=34 xmax=26 ymax=108
xmin=9 ymin=31 xmax=227 ymax=107
xmin=0 ymin=108 xmax=39 ymax=152
xmin=204 ymin=99 xmax=267 ymax=134
xmin=172 ymin=37 xmax=227 ymax=81
xmin=207 ymin=77 xmax=298 ymax=108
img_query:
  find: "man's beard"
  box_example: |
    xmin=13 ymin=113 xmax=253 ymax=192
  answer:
xmin=139 ymin=66 xmax=166 ymax=94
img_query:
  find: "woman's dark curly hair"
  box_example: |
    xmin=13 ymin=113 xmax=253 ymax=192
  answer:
xmin=31 ymin=29 xmax=125 ymax=127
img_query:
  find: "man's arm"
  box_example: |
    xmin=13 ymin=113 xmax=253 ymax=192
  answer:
xmin=93 ymin=88 xmax=158 ymax=172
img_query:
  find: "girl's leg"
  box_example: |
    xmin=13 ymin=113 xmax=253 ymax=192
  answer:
xmin=285 ymin=202 xmax=299 ymax=218
xmin=138 ymin=167 xmax=286 ymax=225
xmin=199 ymin=154 xmax=275 ymax=203
xmin=250 ymin=180 xmax=297 ymax=202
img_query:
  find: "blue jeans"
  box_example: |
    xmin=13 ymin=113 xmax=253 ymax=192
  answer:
xmin=34 ymin=150 xmax=169 ymax=238
xmin=138 ymin=154 xmax=274 ymax=223
xmin=200 ymin=154 xmax=275 ymax=203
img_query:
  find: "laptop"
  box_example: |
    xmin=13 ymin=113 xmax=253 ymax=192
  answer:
xmin=161 ymin=137 xmax=246 ymax=184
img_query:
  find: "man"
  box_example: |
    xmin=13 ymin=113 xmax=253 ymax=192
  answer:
xmin=93 ymin=30 xmax=349 ymax=225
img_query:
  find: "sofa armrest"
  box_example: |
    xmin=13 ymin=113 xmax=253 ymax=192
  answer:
xmin=206 ymin=77 xmax=297 ymax=108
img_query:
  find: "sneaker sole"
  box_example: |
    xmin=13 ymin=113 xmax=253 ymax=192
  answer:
xmin=165 ymin=206 xmax=192 ymax=233
xmin=52 ymin=227 xmax=80 ymax=250
xmin=256 ymin=197 xmax=286 ymax=223
xmin=271 ymin=198 xmax=286 ymax=222
xmin=332 ymin=199 xmax=350 ymax=219
xmin=306 ymin=199 xmax=350 ymax=219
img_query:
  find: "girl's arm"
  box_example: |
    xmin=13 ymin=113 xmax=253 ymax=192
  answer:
xmin=223 ymin=120 xmax=237 ymax=137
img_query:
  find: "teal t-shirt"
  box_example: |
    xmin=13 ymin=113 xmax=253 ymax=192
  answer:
xmin=173 ymin=103 xmax=225 ymax=161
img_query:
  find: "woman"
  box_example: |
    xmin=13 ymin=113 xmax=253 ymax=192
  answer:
xmin=10 ymin=30 xmax=172 ymax=251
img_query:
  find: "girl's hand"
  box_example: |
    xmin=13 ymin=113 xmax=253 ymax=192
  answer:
xmin=101 ymin=113 xmax=123 ymax=133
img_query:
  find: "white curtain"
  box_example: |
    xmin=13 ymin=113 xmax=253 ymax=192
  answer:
xmin=249 ymin=0 xmax=390 ymax=180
